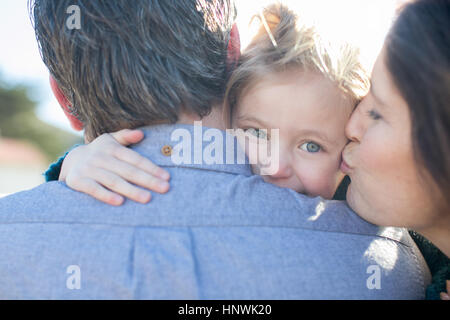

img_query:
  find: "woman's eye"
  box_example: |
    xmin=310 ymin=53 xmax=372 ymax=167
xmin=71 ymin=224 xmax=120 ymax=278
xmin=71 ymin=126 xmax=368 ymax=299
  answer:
xmin=245 ymin=128 xmax=268 ymax=140
xmin=367 ymin=109 xmax=382 ymax=120
xmin=300 ymin=141 xmax=321 ymax=153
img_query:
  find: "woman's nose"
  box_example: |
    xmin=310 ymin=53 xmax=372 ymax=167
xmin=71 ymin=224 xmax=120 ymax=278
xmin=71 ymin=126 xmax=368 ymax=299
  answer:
xmin=345 ymin=101 xmax=366 ymax=143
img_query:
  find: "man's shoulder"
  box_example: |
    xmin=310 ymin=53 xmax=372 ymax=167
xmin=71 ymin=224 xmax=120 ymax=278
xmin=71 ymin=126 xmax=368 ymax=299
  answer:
xmin=0 ymin=181 xmax=70 ymax=222
xmin=0 ymin=176 xmax=409 ymax=247
xmin=0 ymin=177 xmax=430 ymax=299
xmin=164 ymin=168 xmax=412 ymax=241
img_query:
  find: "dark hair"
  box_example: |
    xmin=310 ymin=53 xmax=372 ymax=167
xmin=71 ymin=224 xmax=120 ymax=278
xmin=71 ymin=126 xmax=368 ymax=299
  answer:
xmin=385 ymin=0 xmax=450 ymax=208
xmin=29 ymin=0 xmax=236 ymax=140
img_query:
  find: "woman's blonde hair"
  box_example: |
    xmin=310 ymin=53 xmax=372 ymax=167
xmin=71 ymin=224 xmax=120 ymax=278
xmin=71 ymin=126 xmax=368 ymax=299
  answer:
xmin=224 ymin=3 xmax=369 ymax=126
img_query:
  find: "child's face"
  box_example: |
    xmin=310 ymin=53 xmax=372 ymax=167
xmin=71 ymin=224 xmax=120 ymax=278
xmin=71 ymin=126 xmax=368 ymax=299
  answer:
xmin=232 ymin=69 xmax=354 ymax=199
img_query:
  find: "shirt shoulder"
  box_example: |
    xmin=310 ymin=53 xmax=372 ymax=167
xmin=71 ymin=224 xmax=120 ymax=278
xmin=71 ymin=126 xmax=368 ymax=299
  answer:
xmin=0 ymin=172 xmax=409 ymax=247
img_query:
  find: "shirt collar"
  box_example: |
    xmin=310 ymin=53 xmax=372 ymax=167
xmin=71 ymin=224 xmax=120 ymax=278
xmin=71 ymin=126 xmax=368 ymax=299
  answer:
xmin=131 ymin=123 xmax=253 ymax=176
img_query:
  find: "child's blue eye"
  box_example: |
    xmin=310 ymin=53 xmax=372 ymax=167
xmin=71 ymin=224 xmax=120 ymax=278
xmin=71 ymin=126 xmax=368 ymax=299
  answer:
xmin=245 ymin=128 xmax=268 ymax=140
xmin=300 ymin=141 xmax=321 ymax=153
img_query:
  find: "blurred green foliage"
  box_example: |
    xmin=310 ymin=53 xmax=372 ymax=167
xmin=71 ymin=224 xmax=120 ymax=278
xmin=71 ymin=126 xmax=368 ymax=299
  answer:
xmin=0 ymin=80 xmax=83 ymax=163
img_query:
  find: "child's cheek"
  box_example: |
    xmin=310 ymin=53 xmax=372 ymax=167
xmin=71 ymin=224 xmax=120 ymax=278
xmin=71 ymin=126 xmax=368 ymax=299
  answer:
xmin=236 ymin=136 xmax=273 ymax=174
xmin=294 ymin=162 xmax=337 ymax=199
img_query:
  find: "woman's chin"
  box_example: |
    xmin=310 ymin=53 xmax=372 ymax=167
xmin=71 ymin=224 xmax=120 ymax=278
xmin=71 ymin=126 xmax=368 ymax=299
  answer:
xmin=346 ymin=182 xmax=383 ymax=226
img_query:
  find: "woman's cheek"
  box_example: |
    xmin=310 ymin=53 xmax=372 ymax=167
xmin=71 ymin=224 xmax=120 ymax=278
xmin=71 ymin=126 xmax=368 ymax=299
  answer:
xmin=357 ymin=125 xmax=398 ymax=186
xmin=345 ymin=129 xmax=393 ymax=223
xmin=352 ymin=126 xmax=426 ymax=227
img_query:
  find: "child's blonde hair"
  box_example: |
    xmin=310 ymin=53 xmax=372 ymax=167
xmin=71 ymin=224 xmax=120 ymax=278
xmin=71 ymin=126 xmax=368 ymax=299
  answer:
xmin=224 ymin=3 xmax=369 ymax=126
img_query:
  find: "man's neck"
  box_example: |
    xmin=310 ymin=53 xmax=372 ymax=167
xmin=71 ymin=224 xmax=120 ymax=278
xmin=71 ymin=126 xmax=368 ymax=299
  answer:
xmin=176 ymin=105 xmax=227 ymax=131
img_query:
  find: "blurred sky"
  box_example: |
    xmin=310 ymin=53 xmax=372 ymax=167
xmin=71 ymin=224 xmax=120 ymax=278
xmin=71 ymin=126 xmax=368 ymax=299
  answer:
xmin=0 ymin=0 xmax=397 ymax=136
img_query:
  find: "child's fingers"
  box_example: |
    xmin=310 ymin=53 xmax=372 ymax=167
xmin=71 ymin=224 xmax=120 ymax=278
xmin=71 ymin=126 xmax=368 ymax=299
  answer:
xmin=112 ymin=145 xmax=170 ymax=181
xmin=71 ymin=178 xmax=125 ymax=206
xmin=89 ymin=168 xmax=153 ymax=204
xmin=110 ymin=129 xmax=144 ymax=146
xmin=100 ymin=157 xmax=170 ymax=194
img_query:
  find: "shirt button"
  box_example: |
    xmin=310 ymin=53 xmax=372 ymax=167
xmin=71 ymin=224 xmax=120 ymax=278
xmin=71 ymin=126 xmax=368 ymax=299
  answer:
xmin=161 ymin=145 xmax=173 ymax=156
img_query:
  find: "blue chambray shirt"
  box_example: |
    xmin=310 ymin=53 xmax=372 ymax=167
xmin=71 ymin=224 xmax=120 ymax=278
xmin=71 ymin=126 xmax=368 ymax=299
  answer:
xmin=0 ymin=124 xmax=430 ymax=299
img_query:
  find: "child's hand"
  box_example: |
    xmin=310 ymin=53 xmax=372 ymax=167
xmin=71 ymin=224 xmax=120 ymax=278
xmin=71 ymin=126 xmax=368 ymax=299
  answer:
xmin=440 ymin=280 xmax=450 ymax=300
xmin=59 ymin=129 xmax=170 ymax=206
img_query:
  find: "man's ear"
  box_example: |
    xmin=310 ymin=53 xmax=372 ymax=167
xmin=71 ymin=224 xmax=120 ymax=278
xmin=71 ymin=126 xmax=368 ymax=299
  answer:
xmin=49 ymin=75 xmax=84 ymax=131
xmin=226 ymin=23 xmax=241 ymax=73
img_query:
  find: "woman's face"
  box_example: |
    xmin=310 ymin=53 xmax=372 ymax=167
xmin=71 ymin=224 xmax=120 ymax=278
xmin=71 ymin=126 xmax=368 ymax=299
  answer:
xmin=342 ymin=47 xmax=441 ymax=229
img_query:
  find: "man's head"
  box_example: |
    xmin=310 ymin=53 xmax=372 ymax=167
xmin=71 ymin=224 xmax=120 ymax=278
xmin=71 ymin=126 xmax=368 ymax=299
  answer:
xmin=30 ymin=0 xmax=238 ymax=141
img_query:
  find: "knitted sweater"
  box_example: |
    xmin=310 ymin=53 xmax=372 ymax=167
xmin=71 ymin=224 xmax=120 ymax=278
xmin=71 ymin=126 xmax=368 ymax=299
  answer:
xmin=408 ymin=231 xmax=450 ymax=300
